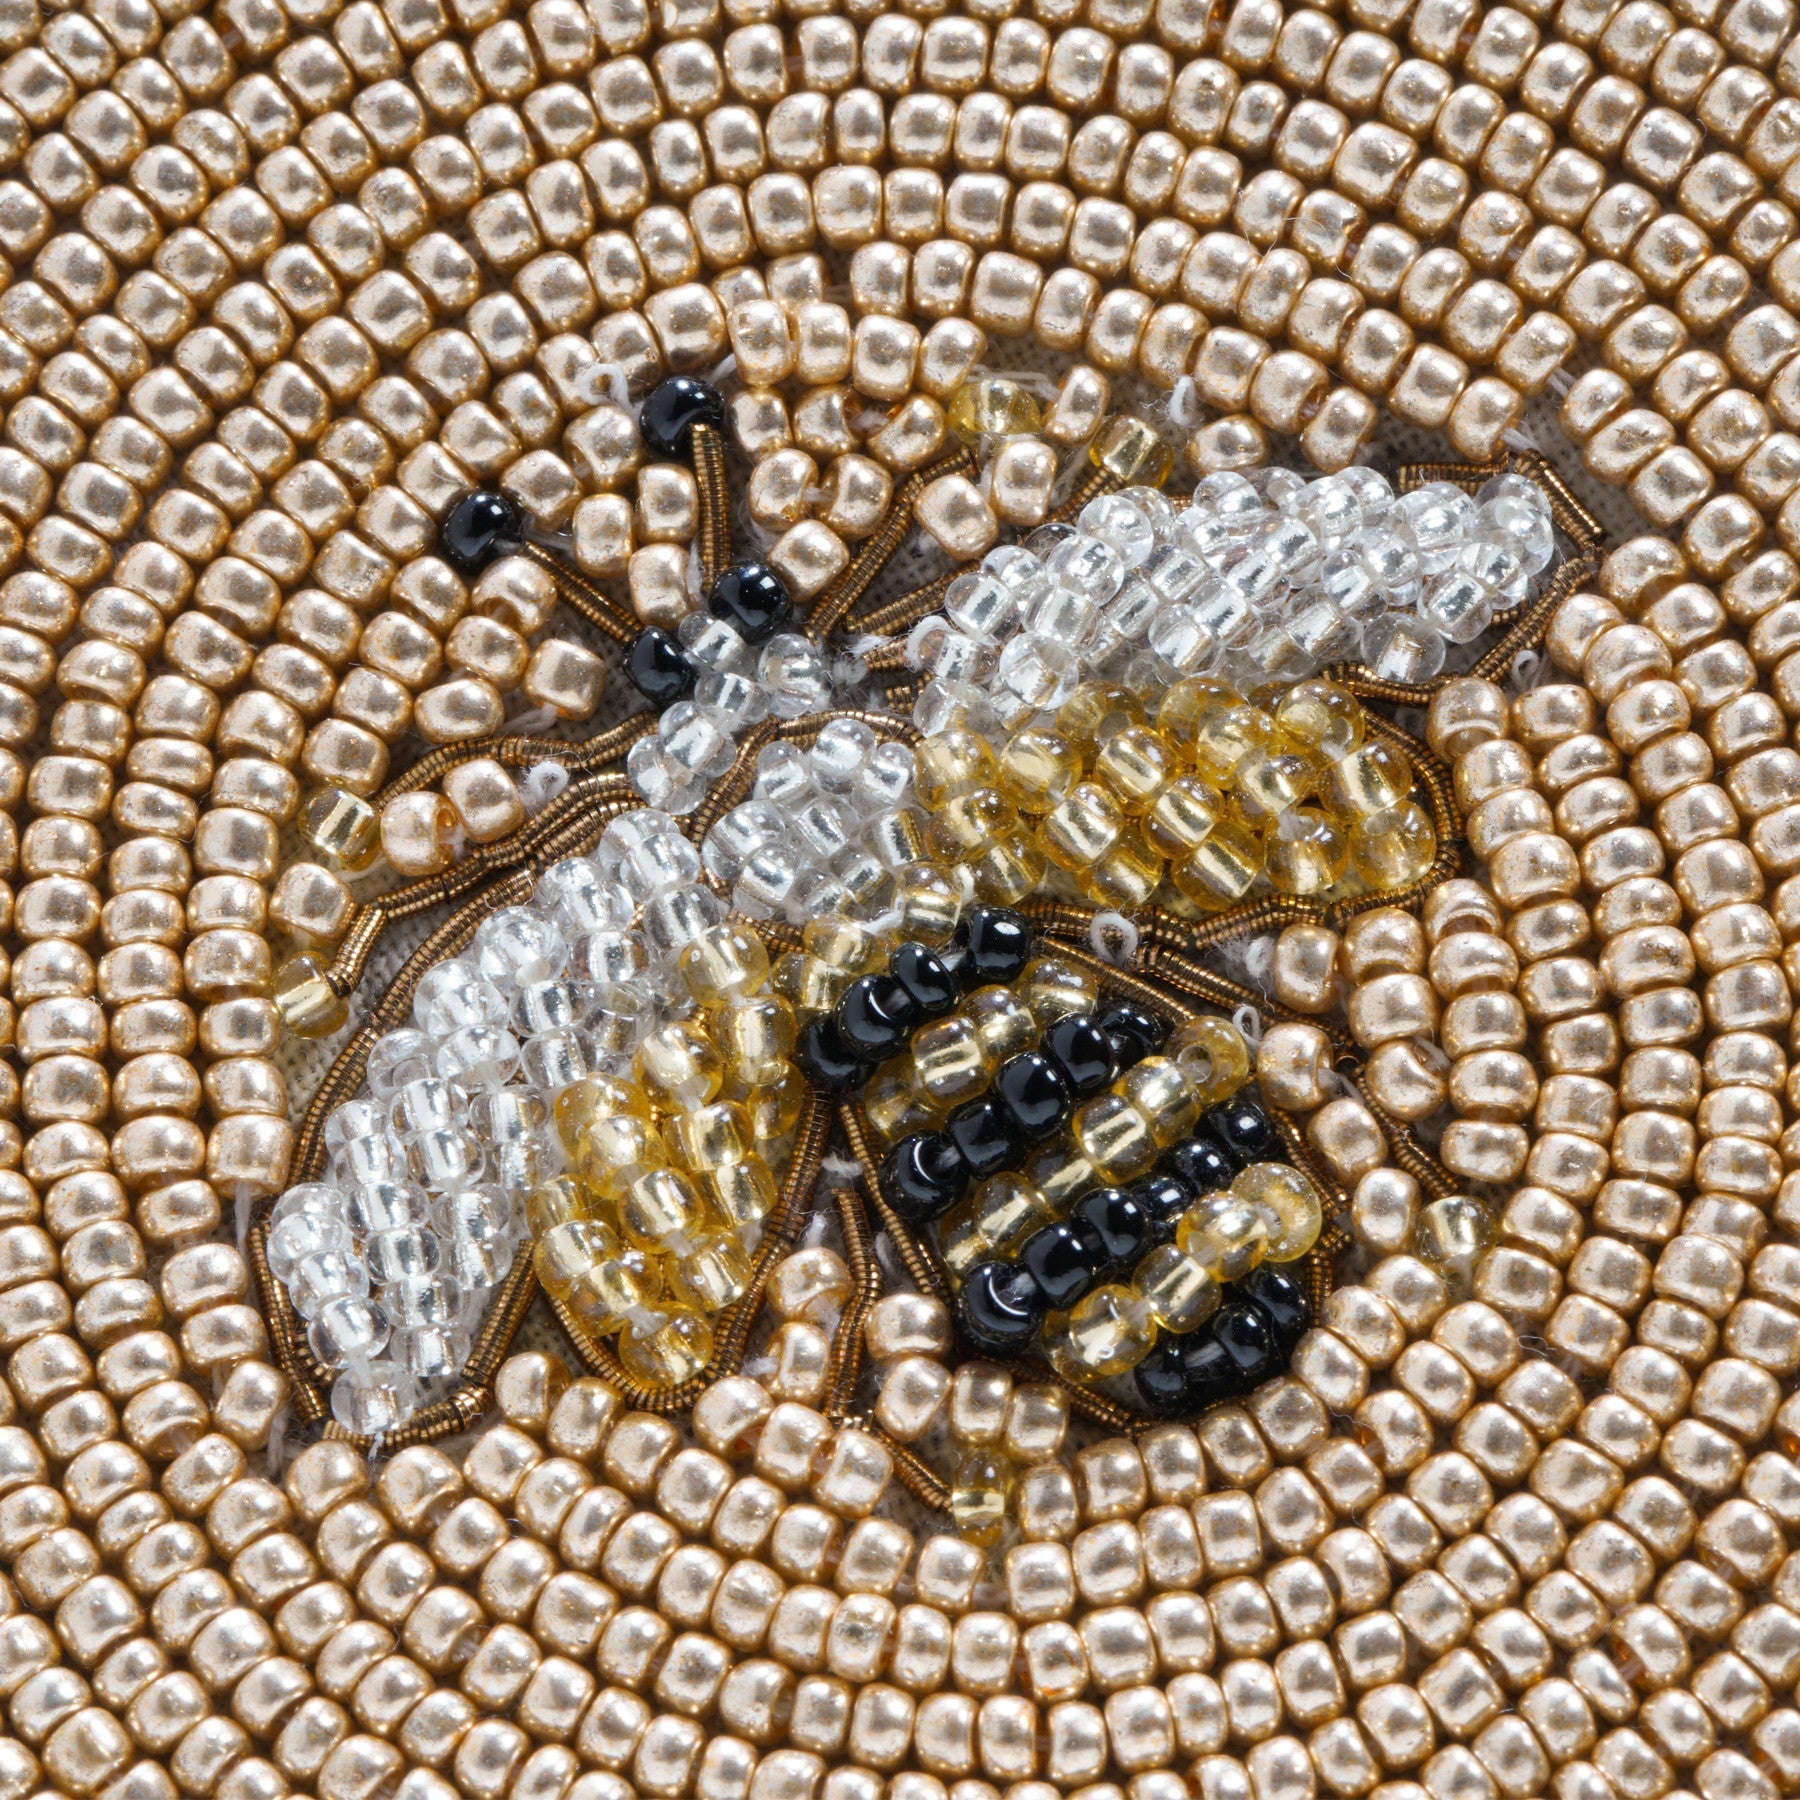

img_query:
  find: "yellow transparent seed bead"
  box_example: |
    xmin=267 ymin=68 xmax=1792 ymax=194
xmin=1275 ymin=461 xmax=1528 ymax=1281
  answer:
xmin=1132 ymin=1244 xmax=1220 ymax=1333
xmin=1145 ymin=775 xmax=1223 ymax=857
xmin=565 ymin=1252 xmax=657 ymax=1337
xmin=705 ymin=1158 xmax=780 ymax=1231
xmin=1235 ymin=1162 xmax=1324 ymax=1262
xmin=950 ymin=1449 xmax=1015 ymax=1546
xmin=1072 ymin=1093 xmax=1159 ymax=1183
xmin=805 ymin=918 xmax=891 ymax=975
xmin=535 ymin=1218 xmax=615 ymax=1300
xmin=1036 ymin=781 xmax=1124 ymax=873
xmin=1191 ymin=699 xmax=1275 ymax=787
xmin=679 ymin=922 xmax=772 ymax=1004
xmin=772 ymin=950 xmax=849 ymax=1016
xmin=1351 ymin=800 xmax=1437 ymax=890
xmin=925 ymin=787 xmax=1019 ymax=860
xmin=1045 ymin=1283 xmax=1157 ymax=1380
xmin=913 ymin=1015 xmax=994 ymax=1106
xmin=1090 ymin=415 xmax=1174 ymax=486
xmin=936 ymin=1202 xmax=987 ymax=1277
xmin=1057 ymin=681 xmax=1144 ymax=753
xmin=968 ymin=836 xmax=1044 ymax=907
xmin=947 ymin=376 xmax=1043 ymax=442
xmin=621 ymin=1167 xmax=717 ymax=1253
xmin=716 ymin=995 xmax=796 ymax=1085
xmin=1156 ymin=676 xmax=1231 ymax=751
xmin=1172 ymin=821 xmax=1265 ymax=911
xmin=966 ymin=985 xmax=1040 ymax=1063
xmin=553 ymin=1075 xmax=647 ymax=1151
xmin=756 ymin=1062 xmax=807 ymax=1137
xmin=673 ymin=1233 xmax=753 ymax=1311
xmin=998 ymin=727 xmax=1083 ymax=814
xmin=526 ymin=1175 xmax=596 ymax=1236
xmin=1274 ymin=680 xmax=1365 ymax=761
xmin=1167 ymin=1017 xmax=1251 ymax=1108
xmin=299 ymin=787 xmax=382 ymax=872
xmin=618 ymin=1307 xmax=713 ymax=1387
xmin=866 ymin=1058 xmax=933 ymax=1144
xmin=1324 ymin=738 xmax=1414 ymax=816
xmin=1081 ymin=826 xmax=1163 ymax=911
xmin=1031 ymin=1140 xmax=1096 ymax=1209
xmin=1120 ymin=1056 xmax=1201 ymax=1147
xmin=1266 ymin=806 xmax=1350 ymax=897
xmin=635 ymin=1021 xmax=724 ymax=1112
xmin=893 ymin=862 xmax=962 ymax=946
xmin=916 ymin=730 xmax=1000 ymax=809
xmin=578 ymin=1113 xmax=668 ymax=1200
xmin=1231 ymin=749 xmax=1319 ymax=828
xmin=1177 ymin=1193 xmax=1270 ymax=1281
xmin=1095 ymin=725 xmax=1177 ymax=813
xmin=1020 ymin=957 xmax=1099 ymax=1027
xmin=272 ymin=954 xmax=347 ymax=1039
xmin=972 ymin=1171 xmax=1056 ymax=1254
xmin=668 ymin=1101 xmax=752 ymax=1173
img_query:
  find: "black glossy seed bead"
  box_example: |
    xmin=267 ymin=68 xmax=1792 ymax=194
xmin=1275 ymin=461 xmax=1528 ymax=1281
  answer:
xmin=992 ymin=1052 xmax=1070 ymax=1144
xmin=1126 ymin=1173 xmax=1193 ymax=1243
xmin=1098 ymin=1002 xmax=1166 ymax=1068
xmin=1181 ymin=1328 xmax=1251 ymax=1408
xmin=1208 ymin=1097 xmax=1277 ymax=1162
xmin=891 ymin=943 xmax=958 ymax=1020
xmin=1073 ymin=1185 xmax=1151 ymax=1268
xmin=958 ymin=907 xmax=1033 ymax=986
xmin=1214 ymin=1298 xmax=1278 ymax=1381
xmin=626 ymin=628 xmax=697 ymax=706
xmin=794 ymin=1017 xmax=867 ymax=1091
xmin=960 ymin=1260 xmax=1046 ymax=1353
xmin=1135 ymin=1336 xmax=1194 ymax=1416
xmin=440 ymin=489 xmax=524 ymax=577
xmin=946 ymin=1097 xmax=1021 ymax=1180
xmin=1020 ymin=1220 xmax=1107 ymax=1309
xmin=640 ymin=375 xmax=725 ymax=458
xmin=1162 ymin=1134 xmax=1237 ymax=1192
xmin=1244 ymin=1265 xmax=1311 ymax=1355
xmin=708 ymin=561 xmax=793 ymax=645
xmin=1044 ymin=1015 xmax=1115 ymax=1097
xmin=883 ymin=1132 xmax=968 ymax=1221
xmin=837 ymin=974 xmax=921 ymax=1059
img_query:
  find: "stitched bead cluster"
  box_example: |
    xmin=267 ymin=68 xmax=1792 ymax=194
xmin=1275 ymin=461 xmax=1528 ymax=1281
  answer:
xmin=267 ymin=809 xmax=806 ymax=1425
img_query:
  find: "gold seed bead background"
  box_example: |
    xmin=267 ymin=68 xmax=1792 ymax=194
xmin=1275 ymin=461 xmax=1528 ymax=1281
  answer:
xmin=7 ymin=4 xmax=1800 ymax=1800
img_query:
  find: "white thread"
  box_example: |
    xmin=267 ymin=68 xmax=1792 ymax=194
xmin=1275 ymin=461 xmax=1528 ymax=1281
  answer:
xmin=521 ymin=763 xmax=571 ymax=812
xmin=508 ymin=705 xmax=559 ymax=735
xmin=686 ymin=536 xmax=704 ymax=600
xmin=1510 ymin=649 xmax=1543 ymax=694
xmin=873 ymin=1231 xmax=904 ymax=1284
xmin=232 ymin=1186 xmax=252 ymax=1255
xmin=1233 ymin=1003 xmax=1264 ymax=1051
xmin=709 ymin=352 xmax=738 ymax=384
xmin=445 ymin=822 xmax=467 ymax=862
xmin=1501 ymin=426 xmax=1538 ymax=453
xmin=1167 ymin=376 xmax=1203 ymax=431
xmin=368 ymin=1432 xmax=387 ymax=1466
xmin=1241 ymin=933 xmax=1276 ymax=990
xmin=1546 ymin=368 xmax=1576 ymax=397
xmin=821 ymin=1153 xmax=865 ymax=1184
xmin=1088 ymin=910 xmax=1139 ymax=965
